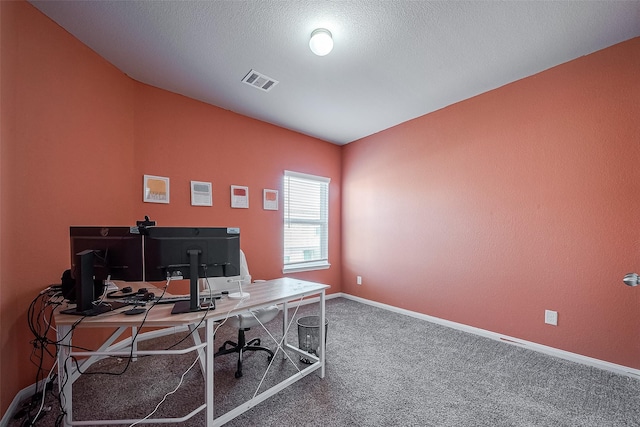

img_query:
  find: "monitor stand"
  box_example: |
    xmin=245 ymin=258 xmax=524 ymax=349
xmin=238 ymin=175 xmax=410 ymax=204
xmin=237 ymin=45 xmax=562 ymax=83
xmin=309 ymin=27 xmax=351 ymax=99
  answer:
xmin=61 ymin=301 xmax=130 ymax=316
xmin=171 ymin=299 xmax=215 ymax=314
xmin=171 ymin=250 xmax=217 ymax=314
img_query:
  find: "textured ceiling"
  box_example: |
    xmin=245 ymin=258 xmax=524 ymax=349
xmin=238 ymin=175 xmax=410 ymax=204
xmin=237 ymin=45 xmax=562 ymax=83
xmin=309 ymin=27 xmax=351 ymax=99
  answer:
xmin=29 ymin=1 xmax=640 ymax=145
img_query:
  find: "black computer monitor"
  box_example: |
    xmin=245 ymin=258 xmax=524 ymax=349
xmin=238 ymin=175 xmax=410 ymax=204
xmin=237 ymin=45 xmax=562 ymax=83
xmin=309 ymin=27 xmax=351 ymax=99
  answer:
xmin=143 ymin=226 xmax=240 ymax=314
xmin=63 ymin=226 xmax=143 ymax=316
xmin=69 ymin=226 xmax=145 ymax=282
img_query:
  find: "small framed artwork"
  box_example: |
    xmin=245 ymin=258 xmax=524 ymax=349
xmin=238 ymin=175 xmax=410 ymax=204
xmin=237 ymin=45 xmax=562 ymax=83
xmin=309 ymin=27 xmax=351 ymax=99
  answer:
xmin=191 ymin=181 xmax=212 ymax=206
xmin=143 ymin=175 xmax=170 ymax=204
xmin=263 ymin=189 xmax=278 ymax=210
xmin=231 ymin=185 xmax=249 ymax=209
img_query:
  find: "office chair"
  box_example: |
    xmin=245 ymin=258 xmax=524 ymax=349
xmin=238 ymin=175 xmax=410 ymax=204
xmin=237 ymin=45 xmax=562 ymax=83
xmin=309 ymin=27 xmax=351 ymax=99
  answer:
xmin=208 ymin=250 xmax=280 ymax=378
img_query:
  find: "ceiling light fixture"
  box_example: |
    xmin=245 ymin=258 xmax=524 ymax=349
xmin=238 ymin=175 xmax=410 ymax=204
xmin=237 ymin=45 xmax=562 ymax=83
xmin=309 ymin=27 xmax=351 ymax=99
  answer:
xmin=309 ymin=28 xmax=333 ymax=56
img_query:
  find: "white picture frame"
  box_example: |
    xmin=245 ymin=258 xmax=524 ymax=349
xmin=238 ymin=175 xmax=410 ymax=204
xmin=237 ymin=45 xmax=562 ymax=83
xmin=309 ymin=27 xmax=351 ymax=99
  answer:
xmin=143 ymin=175 xmax=170 ymax=204
xmin=191 ymin=181 xmax=212 ymax=206
xmin=231 ymin=185 xmax=249 ymax=209
xmin=263 ymin=189 xmax=278 ymax=210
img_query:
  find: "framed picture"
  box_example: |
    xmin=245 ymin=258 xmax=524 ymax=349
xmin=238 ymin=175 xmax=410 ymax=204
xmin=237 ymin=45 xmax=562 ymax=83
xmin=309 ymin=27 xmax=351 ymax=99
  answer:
xmin=231 ymin=185 xmax=249 ymax=209
xmin=191 ymin=181 xmax=212 ymax=206
xmin=143 ymin=175 xmax=170 ymax=204
xmin=263 ymin=189 xmax=278 ymax=210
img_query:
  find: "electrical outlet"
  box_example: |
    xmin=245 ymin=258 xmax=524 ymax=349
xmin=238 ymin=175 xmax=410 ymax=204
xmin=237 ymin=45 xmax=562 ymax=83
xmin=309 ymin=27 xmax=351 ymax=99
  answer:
xmin=545 ymin=310 xmax=558 ymax=326
xmin=356 ymin=276 xmax=362 ymax=285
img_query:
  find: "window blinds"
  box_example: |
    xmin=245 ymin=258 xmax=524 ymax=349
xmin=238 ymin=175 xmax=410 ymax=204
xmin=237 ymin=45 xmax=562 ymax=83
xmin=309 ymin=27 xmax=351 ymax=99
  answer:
xmin=283 ymin=170 xmax=330 ymax=272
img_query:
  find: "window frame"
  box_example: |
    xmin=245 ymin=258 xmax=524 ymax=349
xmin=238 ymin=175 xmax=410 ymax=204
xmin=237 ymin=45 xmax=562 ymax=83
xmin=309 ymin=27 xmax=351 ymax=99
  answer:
xmin=283 ymin=170 xmax=331 ymax=273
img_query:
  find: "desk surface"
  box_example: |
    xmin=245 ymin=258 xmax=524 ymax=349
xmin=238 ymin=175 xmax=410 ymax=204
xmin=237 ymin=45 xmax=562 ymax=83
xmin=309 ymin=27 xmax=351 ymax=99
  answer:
xmin=54 ymin=277 xmax=330 ymax=328
xmin=55 ymin=276 xmax=329 ymax=427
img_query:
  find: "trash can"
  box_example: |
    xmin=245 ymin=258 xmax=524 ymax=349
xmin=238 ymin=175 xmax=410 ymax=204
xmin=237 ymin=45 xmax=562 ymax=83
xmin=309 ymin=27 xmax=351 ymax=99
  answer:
xmin=297 ymin=315 xmax=329 ymax=364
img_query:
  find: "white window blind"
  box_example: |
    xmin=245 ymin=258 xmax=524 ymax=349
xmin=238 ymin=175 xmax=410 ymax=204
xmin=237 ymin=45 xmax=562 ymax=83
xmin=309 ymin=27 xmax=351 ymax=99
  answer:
xmin=283 ymin=170 xmax=330 ymax=273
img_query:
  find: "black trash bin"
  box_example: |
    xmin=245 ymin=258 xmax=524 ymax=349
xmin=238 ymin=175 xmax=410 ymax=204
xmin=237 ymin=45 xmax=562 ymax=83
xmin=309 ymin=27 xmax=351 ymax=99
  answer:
xmin=297 ymin=315 xmax=329 ymax=364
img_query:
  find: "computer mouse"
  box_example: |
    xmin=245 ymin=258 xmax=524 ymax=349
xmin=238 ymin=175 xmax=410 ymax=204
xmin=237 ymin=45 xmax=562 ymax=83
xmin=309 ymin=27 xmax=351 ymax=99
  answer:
xmin=141 ymin=292 xmax=155 ymax=301
xmin=123 ymin=308 xmax=146 ymax=315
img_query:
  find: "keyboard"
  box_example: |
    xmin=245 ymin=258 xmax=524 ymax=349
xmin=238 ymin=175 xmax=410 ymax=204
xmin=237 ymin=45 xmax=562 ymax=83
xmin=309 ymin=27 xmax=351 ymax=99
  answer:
xmin=154 ymin=294 xmax=222 ymax=304
xmin=154 ymin=295 xmax=191 ymax=304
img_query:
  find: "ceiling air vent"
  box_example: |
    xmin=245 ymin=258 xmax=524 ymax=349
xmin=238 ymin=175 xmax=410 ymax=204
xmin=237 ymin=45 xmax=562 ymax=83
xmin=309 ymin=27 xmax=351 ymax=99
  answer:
xmin=242 ymin=69 xmax=279 ymax=92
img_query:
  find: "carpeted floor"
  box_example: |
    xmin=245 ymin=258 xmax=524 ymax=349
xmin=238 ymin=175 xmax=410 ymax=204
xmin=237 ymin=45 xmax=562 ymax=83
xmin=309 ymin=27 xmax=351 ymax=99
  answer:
xmin=9 ymin=297 xmax=640 ymax=426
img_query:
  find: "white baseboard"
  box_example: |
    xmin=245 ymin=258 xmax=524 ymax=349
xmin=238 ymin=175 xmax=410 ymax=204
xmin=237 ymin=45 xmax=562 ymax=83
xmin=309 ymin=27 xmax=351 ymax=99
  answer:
xmin=340 ymin=293 xmax=640 ymax=379
xmin=1 ymin=378 xmax=49 ymax=427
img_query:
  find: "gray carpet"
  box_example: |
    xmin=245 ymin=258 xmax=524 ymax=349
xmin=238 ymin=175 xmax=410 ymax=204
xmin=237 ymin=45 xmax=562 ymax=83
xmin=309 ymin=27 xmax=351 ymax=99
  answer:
xmin=10 ymin=297 xmax=640 ymax=426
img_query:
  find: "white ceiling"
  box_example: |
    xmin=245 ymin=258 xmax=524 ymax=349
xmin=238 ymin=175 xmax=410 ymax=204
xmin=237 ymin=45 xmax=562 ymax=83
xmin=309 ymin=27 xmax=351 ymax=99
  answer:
xmin=29 ymin=1 xmax=640 ymax=145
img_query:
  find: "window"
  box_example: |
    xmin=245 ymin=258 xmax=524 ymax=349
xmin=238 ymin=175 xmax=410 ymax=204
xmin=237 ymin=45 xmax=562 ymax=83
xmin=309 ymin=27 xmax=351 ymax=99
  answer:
xmin=283 ymin=170 xmax=330 ymax=273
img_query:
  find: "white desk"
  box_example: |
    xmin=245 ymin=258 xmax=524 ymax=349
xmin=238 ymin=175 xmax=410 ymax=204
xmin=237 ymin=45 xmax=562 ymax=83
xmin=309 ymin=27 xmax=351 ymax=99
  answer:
xmin=54 ymin=277 xmax=329 ymax=426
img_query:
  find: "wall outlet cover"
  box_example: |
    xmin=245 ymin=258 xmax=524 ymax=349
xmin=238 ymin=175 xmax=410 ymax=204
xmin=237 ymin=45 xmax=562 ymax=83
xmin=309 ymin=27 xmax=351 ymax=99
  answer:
xmin=545 ymin=310 xmax=558 ymax=326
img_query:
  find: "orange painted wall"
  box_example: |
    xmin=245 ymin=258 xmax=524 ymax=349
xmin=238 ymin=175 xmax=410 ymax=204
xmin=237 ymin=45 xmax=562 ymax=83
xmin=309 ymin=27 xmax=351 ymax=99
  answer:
xmin=1 ymin=1 xmax=137 ymax=414
xmin=2 ymin=0 xmax=638 ymax=418
xmin=0 ymin=1 xmax=341 ymax=415
xmin=131 ymin=83 xmax=342 ymax=285
xmin=342 ymin=37 xmax=640 ymax=368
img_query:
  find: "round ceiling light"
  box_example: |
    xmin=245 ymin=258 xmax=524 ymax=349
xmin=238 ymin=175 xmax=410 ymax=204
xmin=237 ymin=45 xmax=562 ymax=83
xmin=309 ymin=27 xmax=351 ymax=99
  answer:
xmin=309 ymin=28 xmax=333 ymax=56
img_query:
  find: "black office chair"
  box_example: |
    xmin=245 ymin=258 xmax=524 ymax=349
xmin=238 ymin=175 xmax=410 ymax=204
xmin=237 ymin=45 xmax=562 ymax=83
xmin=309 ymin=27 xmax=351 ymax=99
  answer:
xmin=214 ymin=305 xmax=279 ymax=378
xmin=210 ymin=250 xmax=280 ymax=378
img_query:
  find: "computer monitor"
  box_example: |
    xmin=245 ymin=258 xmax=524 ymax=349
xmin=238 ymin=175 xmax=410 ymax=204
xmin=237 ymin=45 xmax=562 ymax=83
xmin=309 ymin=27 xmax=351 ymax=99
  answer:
xmin=69 ymin=226 xmax=145 ymax=282
xmin=143 ymin=226 xmax=241 ymax=314
xmin=63 ymin=226 xmax=143 ymax=315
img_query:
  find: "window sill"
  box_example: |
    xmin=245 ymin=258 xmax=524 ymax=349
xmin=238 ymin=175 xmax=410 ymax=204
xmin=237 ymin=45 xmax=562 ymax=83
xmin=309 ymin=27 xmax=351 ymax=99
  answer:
xmin=283 ymin=262 xmax=331 ymax=274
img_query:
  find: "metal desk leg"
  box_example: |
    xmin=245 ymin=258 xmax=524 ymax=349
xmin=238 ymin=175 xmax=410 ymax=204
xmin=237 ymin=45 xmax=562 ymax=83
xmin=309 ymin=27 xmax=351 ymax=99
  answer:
xmin=319 ymin=290 xmax=326 ymax=378
xmin=131 ymin=326 xmax=138 ymax=362
xmin=205 ymin=318 xmax=215 ymax=426
xmin=282 ymin=301 xmax=289 ymax=359
xmin=189 ymin=324 xmax=207 ymax=379
xmin=57 ymin=325 xmax=73 ymax=427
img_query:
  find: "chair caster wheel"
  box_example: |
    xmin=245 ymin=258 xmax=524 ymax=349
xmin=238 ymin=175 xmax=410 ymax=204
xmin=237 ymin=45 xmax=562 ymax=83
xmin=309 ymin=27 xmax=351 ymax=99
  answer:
xmin=235 ymin=371 xmax=243 ymax=378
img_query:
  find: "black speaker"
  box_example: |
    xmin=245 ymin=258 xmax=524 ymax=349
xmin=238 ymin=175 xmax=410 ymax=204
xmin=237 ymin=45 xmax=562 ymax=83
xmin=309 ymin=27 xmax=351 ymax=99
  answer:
xmin=60 ymin=251 xmax=111 ymax=316
xmin=61 ymin=269 xmax=75 ymax=300
xmin=75 ymin=250 xmax=96 ymax=312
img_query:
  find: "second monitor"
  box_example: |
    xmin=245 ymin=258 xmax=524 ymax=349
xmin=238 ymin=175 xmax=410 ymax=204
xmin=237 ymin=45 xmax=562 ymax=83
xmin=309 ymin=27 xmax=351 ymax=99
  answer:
xmin=143 ymin=226 xmax=241 ymax=314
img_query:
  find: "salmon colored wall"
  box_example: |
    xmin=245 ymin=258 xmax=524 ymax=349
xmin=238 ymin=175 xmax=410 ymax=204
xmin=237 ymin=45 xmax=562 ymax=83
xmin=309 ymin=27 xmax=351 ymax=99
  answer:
xmin=1 ymin=1 xmax=137 ymax=414
xmin=342 ymin=38 xmax=640 ymax=368
xmin=2 ymin=0 xmax=637 ymax=418
xmin=132 ymin=84 xmax=342 ymax=286
xmin=0 ymin=1 xmax=341 ymax=415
